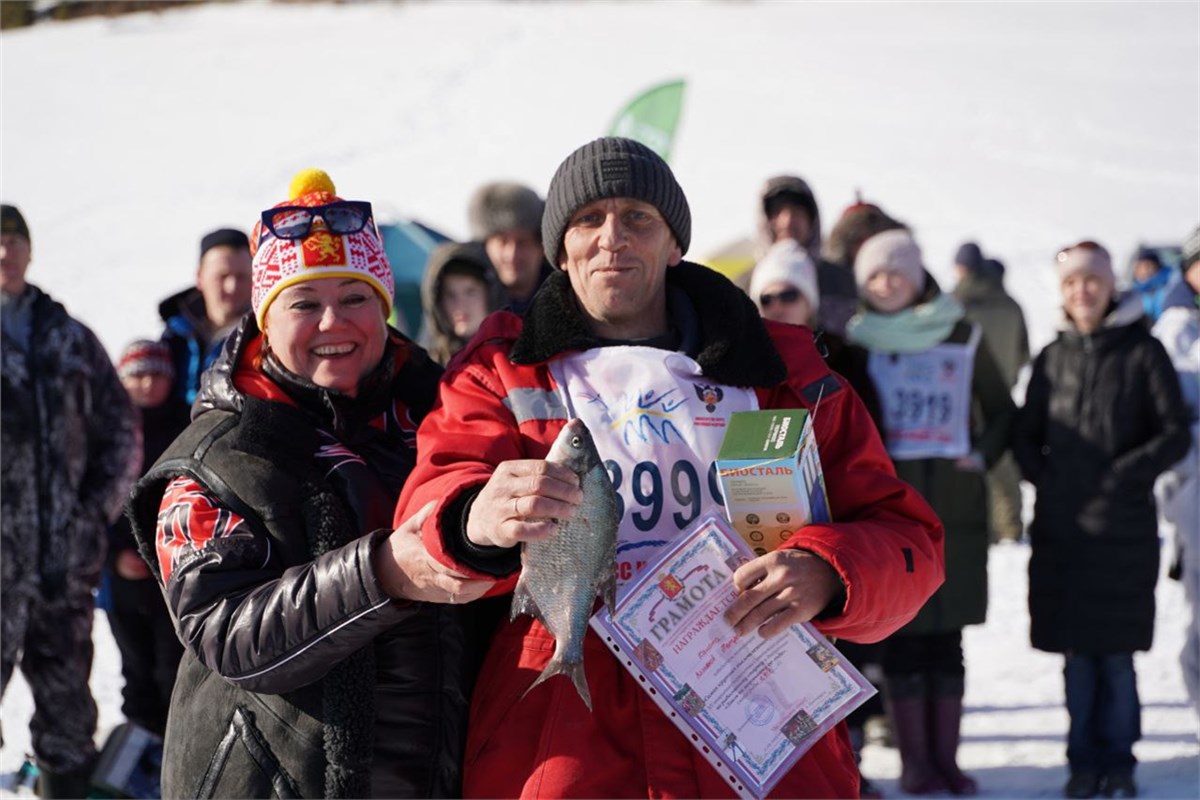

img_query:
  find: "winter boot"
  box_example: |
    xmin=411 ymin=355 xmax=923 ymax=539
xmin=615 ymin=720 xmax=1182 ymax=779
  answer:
xmin=929 ymin=673 xmax=978 ymax=796
xmin=884 ymin=674 xmax=948 ymax=795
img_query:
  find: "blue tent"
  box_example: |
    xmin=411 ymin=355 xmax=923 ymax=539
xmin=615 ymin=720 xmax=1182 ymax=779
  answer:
xmin=378 ymin=218 xmax=451 ymax=336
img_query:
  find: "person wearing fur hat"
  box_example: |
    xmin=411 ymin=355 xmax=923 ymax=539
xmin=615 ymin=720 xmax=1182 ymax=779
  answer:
xmin=469 ymin=180 xmax=552 ymax=314
xmin=398 ymin=137 xmax=945 ymax=799
xmin=1014 ymin=241 xmax=1191 ymax=799
xmin=105 ymin=340 xmax=189 ymax=743
xmin=846 ymin=228 xmax=1016 ymax=796
xmin=2 ymin=203 xmax=141 ymax=797
xmin=420 ymin=240 xmax=506 ymax=366
xmin=126 ymin=171 xmax=491 ymax=798
xmin=952 ymin=241 xmax=1030 ymax=544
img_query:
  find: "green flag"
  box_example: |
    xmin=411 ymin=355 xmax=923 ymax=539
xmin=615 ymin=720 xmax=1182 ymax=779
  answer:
xmin=607 ymin=79 xmax=686 ymax=163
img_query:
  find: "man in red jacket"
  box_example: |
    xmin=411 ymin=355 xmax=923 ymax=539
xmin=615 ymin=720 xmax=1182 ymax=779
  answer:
xmin=397 ymin=137 xmax=945 ymax=799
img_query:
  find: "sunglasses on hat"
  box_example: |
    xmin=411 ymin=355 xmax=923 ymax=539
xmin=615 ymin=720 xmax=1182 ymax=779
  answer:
xmin=260 ymin=201 xmax=374 ymax=240
xmin=759 ymin=287 xmax=803 ymax=308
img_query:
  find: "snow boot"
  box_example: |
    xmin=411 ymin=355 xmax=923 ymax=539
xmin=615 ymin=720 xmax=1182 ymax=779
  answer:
xmin=929 ymin=673 xmax=978 ymax=795
xmin=884 ymin=674 xmax=948 ymax=795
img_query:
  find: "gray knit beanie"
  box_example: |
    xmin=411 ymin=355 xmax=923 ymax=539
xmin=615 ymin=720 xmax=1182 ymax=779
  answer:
xmin=468 ymin=182 xmax=544 ymax=241
xmin=542 ymin=137 xmax=691 ymax=265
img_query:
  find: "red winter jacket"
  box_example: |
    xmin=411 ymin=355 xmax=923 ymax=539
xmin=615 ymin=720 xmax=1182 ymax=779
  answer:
xmin=397 ymin=265 xmax=944 ymax=799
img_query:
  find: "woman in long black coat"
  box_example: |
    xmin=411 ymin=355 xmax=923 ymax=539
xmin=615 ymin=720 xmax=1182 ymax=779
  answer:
xmin=1013 ymin=241 xmax=1191 ymax=799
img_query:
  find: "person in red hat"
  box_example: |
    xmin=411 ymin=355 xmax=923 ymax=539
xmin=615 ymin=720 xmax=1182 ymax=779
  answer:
xmin=126 ymin=171 xmax=491 ymax=799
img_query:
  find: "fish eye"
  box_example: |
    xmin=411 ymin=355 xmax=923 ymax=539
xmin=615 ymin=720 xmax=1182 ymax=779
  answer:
xmin=571 ymin=435 xmax=582 ymax=448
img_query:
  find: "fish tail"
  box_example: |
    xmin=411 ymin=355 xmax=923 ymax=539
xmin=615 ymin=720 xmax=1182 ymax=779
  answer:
xmin=522 ymin=654 xmax=593 ymax=712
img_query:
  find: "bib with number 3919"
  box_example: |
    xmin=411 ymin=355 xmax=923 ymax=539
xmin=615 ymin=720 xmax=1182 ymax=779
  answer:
xmin=867 ymin=324 xmax=980 ymax=461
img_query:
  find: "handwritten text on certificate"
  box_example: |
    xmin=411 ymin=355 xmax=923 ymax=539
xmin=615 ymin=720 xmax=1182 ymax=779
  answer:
xmin=592 ymin=514 xmax=874 ymax=799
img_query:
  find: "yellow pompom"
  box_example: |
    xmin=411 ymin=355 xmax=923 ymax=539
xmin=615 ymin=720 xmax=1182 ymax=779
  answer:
xmin=288 ymin=169 xmax=336 ymax=200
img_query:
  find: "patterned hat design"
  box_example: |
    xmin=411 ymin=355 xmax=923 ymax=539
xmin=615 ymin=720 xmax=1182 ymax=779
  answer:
xmin=117 ymin=339 xmax=174 ymax=380
xmin=250 ymin=169 xmax=394 ymax=328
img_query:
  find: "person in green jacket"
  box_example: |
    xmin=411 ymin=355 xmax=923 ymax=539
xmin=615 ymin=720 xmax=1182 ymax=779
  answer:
xmin=847 ymin=229 xmax=1015 ymax=796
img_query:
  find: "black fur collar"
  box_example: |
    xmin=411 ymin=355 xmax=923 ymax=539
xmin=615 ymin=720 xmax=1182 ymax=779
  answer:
xmin=510 ymin=261 xmax=786 ymax=388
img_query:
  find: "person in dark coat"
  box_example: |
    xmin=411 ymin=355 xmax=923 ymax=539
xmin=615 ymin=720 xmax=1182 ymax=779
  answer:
xmin=156 ymin=227 xmax=253 ymax=414
xmin=1014 ymin=241 xmax=1191 ymax=800
xmin=846 ymin=229 xmax=1016 ymax=796
xmin=953 ymin=242 xmax=1031 ymax=543
xmin=105 ymin=340 xmax=190 ymax=739
xmin=125 ymin=171 xmax=491 ymax=798
xmin=1 ymin=203 xmax=141 ymax=797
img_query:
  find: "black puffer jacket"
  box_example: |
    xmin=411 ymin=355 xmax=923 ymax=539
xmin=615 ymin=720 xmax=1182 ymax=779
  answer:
xmin=127 ymin=316 xmax=469 ymax=798
xmin=1014 ymin=295 xmax=1192 ymax=654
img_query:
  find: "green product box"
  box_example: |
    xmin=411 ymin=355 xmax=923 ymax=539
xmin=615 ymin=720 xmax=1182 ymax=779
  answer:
xmin=716 ymin=409 xmax=831 ymax=556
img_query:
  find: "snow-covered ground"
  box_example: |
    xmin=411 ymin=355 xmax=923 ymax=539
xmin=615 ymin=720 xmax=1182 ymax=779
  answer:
xmin=1 ymin=0 xmax=1198 ymax=797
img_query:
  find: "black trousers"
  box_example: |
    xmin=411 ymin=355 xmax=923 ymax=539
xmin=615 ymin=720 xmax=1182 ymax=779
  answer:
xmin=882 ymin=630 xmax=966 ymax=678
xmin=106 ymin=572 xmax=183 ymax=735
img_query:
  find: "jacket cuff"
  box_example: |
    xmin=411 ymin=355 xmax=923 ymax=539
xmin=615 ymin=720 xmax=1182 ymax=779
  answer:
xmin=362 ymin=530 xmax=413 ymax=613
xmin=443 ymin=487 xmax=522 ymax=577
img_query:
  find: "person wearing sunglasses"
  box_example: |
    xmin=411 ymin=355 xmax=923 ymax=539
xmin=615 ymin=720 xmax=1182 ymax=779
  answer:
xmin=846 ymin=228 xmax=1017 ymax=797
xmin=750 ymin=238 xmax=888 ymax=798
xmin=1013 ymin=241 xmax=1191 ymax=800
xmin=125 ymin=170 xmax=492 ymax=798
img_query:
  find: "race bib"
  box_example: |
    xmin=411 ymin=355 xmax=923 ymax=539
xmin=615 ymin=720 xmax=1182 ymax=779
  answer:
xmin=867 ymin=325 xmax=980 ymax=461
xmin=551 ymin=347 xmax=758 ymax=588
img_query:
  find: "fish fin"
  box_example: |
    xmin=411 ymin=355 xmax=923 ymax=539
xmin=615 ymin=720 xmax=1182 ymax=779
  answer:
xmin=523 ymin=654 xmax=593 ymax=713
xmin=510 ymin=574 xmax=540 ymax=622
xmin=598 ymin=566 xmax=618 ymax=616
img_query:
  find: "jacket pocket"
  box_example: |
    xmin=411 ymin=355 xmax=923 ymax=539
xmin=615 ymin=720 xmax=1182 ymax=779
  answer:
xmin=193 ymin=706 xmax=302 ymax=799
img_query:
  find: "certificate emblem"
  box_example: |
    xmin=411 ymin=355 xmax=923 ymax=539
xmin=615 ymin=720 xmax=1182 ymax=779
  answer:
xmin=657 ymin=572 xmax=684 ymax=599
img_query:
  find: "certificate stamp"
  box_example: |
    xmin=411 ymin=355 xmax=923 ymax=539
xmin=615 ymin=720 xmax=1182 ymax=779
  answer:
xmin=746 ymin=694 xmax=776 ymax=727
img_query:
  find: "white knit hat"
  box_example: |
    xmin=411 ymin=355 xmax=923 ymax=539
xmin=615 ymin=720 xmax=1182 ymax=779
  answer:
xmin=748 ymin=240 xmax=820 ymax=315
xmin=1055 ymin=242 xmax=1114 ymax=287
xmin=853 ymin=228 xmax=924 ymax=290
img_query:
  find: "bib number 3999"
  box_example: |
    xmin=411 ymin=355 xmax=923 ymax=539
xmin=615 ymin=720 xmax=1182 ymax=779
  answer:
xmin=605 ymin=459 xmax=725 ymax=532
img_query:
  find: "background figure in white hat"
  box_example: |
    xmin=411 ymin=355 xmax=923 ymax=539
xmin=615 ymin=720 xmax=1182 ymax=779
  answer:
xmin=846 ymin=228 xmax=1016 ymax=796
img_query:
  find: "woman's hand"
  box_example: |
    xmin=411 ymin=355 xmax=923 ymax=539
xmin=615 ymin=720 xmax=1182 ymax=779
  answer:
xmin=376 ymin=502 xmax=493 ymax=604
xmin=723 ymin=549 xmax=844 ymax=639
xmin=465 ymin=460 xmax=583 ymax=549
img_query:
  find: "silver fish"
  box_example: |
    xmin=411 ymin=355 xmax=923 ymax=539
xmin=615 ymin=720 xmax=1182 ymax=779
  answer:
xmin=511 ymin=418 xmax=619 ymax=711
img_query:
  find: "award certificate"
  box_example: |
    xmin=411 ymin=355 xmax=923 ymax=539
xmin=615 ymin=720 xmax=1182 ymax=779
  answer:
xmin=590 ymin=513 xmax=875 ymax=799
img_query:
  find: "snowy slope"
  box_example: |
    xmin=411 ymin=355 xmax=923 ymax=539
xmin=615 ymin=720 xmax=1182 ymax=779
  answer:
xmin=2 ymin=0 xmax=1197 ymax=356
xmin=1 ymin=1 xmax=1198 ymax=797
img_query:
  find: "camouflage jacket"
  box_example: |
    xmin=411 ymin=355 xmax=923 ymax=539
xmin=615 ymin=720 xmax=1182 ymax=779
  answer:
xmin=1 ymin=284 xmax=139 ymax=601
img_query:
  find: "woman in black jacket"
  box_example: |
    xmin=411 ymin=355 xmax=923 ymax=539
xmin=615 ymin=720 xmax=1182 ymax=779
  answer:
xmin=127 ymin=171 xmax=491 ymax=798
xmin=1014 ymin=241 xmax=1191 ymax=800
